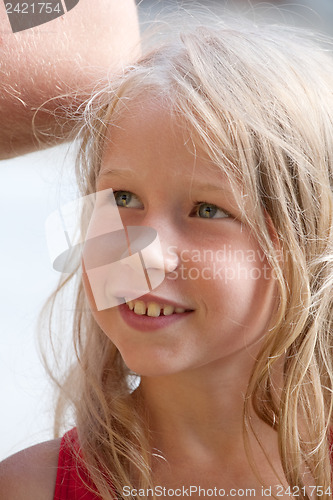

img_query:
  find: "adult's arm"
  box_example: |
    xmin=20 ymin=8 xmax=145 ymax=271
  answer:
xmin=0 ymin=0 xmax=140 ymax=159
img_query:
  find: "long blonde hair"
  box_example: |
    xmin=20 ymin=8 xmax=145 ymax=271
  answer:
xmin=40 ymin=13 xmax=333 ymax=500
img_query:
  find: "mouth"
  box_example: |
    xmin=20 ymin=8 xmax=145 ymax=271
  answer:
xmin=117 ymin=295 xmax=194 ymax=332
xmin=125 ymin=299 xmax=193 ymax=317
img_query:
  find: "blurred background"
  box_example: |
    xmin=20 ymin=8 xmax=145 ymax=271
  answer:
xmin=1 ymin=0 xmax=333 ymax=460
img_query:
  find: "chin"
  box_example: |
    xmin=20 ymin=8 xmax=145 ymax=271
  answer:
xmin=124 ymin=362 xmax=177 ymax=378
xmin=121 ymin=351 xmax=187 ymax=378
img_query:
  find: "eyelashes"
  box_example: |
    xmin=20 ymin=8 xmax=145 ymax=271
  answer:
xmin=113 ymin=190 xmax=231 ymax=220
xmin=113 ymin=190 xmax=143 ymax=209
xmin=191 ymin=202 xmax=230 ymax=219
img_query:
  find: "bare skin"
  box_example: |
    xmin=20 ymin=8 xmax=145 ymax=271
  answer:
xmin=138 ymin=370 xmax=289 ymax=499
xmin=0 ymin=439 xmax=61 ymax=500
xmin=0 ymin=0 xmax=140 ymax=159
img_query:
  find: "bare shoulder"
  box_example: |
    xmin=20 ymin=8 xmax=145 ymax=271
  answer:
xmin=0 ymin=438 xmax=61 ymax=500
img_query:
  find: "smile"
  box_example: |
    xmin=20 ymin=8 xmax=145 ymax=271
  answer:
xmin=126 ymin=300 xmax=191 ymax=317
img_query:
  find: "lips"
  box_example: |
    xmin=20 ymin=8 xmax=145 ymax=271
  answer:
xmin=126 ymin=300 xmax=190 ymax=317
xmin=125 ymin=294 xmax=193 ymax=317
xmin=117 ymin=293 xmax=194 ymax=330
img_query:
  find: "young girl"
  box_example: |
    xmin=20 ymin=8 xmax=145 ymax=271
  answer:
xmin=1 ymin=12 xmax=333 ymax=500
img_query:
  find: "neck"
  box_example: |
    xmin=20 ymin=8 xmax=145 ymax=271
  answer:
xmin=134 ymin=358 xmax=288 ymax=491
xmin=137 ymin=354 xmax=279 ymax=463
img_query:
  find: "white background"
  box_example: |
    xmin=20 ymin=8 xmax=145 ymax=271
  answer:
xmin=0 ymin=145 xmax=77 ymax=460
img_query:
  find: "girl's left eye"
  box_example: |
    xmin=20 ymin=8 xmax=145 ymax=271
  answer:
xmin=192 ymin=202 xmax=230 ymax=219
xmin=113 ymin=191 xmax=143 ymax=209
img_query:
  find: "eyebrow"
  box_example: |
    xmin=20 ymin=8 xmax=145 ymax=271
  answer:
xmin=98 ymin=167 xmax=135 ymax=179
xmin=193 ymin=183 xmax=233 ymax=194
xmin=99 ymin=167 xmax=235 ymax=196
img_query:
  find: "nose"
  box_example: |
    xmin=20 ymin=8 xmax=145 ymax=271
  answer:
xmin=139 ymin=226 xmax=181 ymax=292
xmin=161 ymin=240 xmax=180 ymax=274
xmin=112 ymin=220 xmax=180 ymax=299
xmin=132 ymin=214 xmax=182 ymax=277
xmin=140 ymin=229 xmax=180 ymax=275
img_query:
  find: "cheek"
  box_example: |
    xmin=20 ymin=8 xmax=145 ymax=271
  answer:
xmin=82 ymin=267 xmax=111 ymax=328
xmin=82 ymin=264 xmax=97 ymax=312
xmin=223 ymin=254 xmax=276 ymax=336
xmin=197 ymin=260 xmax=262 ymax=315
xmin=83 ymin=269 xmax=119 ymax=344
xmin=194 ymin=233 xmax=276 ymax=325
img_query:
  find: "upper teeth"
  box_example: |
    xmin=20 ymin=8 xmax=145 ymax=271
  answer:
xmin=126 ymin=300 xmax=187 ymax=317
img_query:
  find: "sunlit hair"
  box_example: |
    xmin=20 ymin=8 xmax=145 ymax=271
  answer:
xmin=40 ymin=11 xmax=333 ymax=500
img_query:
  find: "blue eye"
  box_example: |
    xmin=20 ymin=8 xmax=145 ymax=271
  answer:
xmin=194 ymin=202 xmax=230 ymax=219
xmin=113 ymin=191 xmax=143 ymax=209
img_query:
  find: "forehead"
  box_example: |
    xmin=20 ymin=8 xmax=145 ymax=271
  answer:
xmin=101 ymin=97 xmax=226 ymax=182
xmin=102 ymin=98 xmax=191 ymax=156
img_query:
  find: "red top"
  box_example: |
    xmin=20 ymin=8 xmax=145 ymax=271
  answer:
xmin=54 ymin=428 xmax=103 ymax=500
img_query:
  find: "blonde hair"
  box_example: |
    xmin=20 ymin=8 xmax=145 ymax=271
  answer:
xmin=41 ymin=13 xmax=333 ymax=500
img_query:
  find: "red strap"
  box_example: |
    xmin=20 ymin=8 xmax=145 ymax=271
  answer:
xmin=54 ymin=428 xmax=102 ymax=500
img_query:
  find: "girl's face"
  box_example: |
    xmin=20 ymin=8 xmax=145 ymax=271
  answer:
xmin=82 ymin=99 xmax=278 ymax=378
